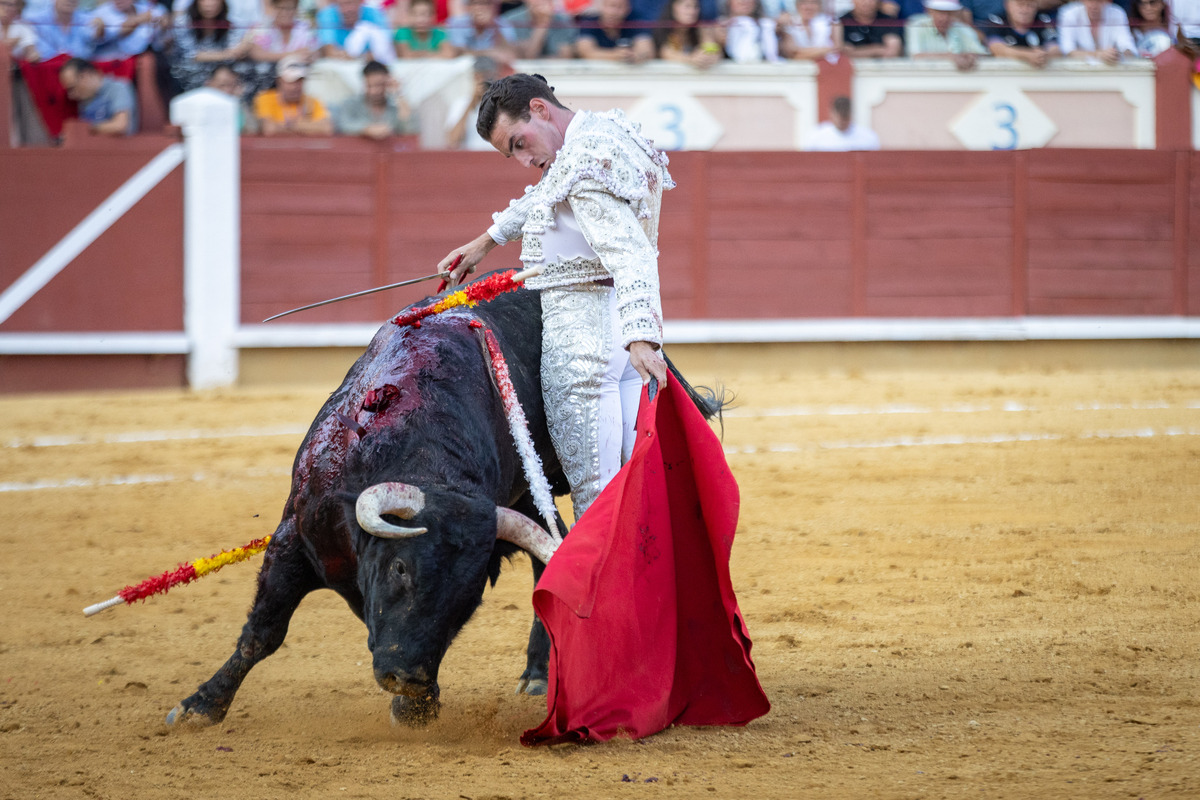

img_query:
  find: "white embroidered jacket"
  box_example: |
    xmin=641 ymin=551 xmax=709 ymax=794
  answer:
xmin=486 ymin=110 xmax=675 ymax=350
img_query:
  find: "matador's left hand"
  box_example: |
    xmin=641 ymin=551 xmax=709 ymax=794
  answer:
xmin=629 ymin=341 xmax=668 ymax=386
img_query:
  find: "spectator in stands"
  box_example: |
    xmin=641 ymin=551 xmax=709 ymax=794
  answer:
xmin=445 ymin=0 xmax=516 ymax=57
xmin=173 ymin=0 xmax=266 ymax=31
xmin=804 ymin=95 xmax=879 ymax=149
xmin=1 ymin=0 xmax=40 ymax=60
xmin=1128 ymin=0 xmax=1173 ymax=55
xmin=89 ymin=0 xmax=169 ymax=61
xmin=410 ymin=0 xmax=467 ymax=24
xmin=29 ymin=0 xmax=95 ymax=59
xmin=317 ymin=0 xmax=392 ymax=60
xmin=394 ymin=0 xmax=455 ymax=56
xmin=1175 ymin=0 xmax=1200 ymax=49
xmin=652 ymin=0 xmax=722 ymax=66
xmin=720 ymin=0 xmax=782 ymax=60
xmin=205 ymin=61 xmax=240 ymax=94
xmin=781 ymin=0 xmax=841 ymax=59
xmin=59 ymin=56 xmax=137 ymax=133
xmin=959 ymin=0 xmax=1005 ymax=27
xmin=171 ymin=0 xmax=252 ymax=93
xmin=205 ymin=62 xmax=257 ymax=131
xmin=246 ymin=0 xmax=316 ymax=93
xmin=335 ymin=59 xmax=419 ymax=138
xmin=253 ymin=52 xmax=333 ymax=134
xmin=248 ymin=0 xmax=316 ymax=62
xmin=576 ymin=0 xmax=655 ymax=61
xmin=446 ymin=54 xmax=501 ymax=148
xmin=905 ymin=0 xmax=988 ymax=68
xmin=1057 ymin=0 xmax=1136 ymax=62
xmin=502 ymin=0 xmax=578 ymax=58
xmin=841 ymin=0 xmax=903 ymax=56
xmin=631 ymin=0 xmax=719 ymax=31
xmin=986 ymin=0 xmax=1059 ymax=64
xmin=761 ymin=0 xmax=797 ymax=21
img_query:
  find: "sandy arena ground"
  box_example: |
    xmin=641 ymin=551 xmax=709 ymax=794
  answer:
xmin=1 ymin=346 xmax=1198 ymax=799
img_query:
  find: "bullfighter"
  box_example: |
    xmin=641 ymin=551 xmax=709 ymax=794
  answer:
xmin=439 ymin=72 xmax=671 ymax=520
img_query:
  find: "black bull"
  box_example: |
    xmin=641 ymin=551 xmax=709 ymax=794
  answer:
xmin=166 ymin=283 xmax=716 ymax=727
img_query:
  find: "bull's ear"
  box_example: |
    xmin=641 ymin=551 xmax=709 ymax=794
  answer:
xmin=495 ymin=507 xmax=559 ymax=564
xmin=357 ymin=483 xmax=429 ymax=538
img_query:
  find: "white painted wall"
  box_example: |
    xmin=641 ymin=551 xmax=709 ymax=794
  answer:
xmin=854 ymin=59 xmax=1156 ymax=150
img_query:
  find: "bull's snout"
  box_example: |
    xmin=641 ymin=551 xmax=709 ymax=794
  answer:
xmin=374 ymin=664 xmax=433 ymax=697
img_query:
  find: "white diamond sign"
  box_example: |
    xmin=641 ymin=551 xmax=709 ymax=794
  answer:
xmin=950 ymin=87 xmax=1057 ymax=151
xmin=628 ymin=93 xmax=724 ymax=151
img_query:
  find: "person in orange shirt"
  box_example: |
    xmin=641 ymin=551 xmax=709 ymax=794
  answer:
xmin=252 ymin=54 xmax=334 ymax=136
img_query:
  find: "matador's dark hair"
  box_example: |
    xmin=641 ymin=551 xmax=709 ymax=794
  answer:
xmin=475 ymin=73 xmax=568 ymax=142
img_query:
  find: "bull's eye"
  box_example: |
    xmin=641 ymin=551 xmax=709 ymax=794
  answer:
xmin=389 ymin=557 xmax=412 ymax=590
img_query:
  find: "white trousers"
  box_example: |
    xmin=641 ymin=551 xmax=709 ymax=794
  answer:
xmin=540 ymin=283 xmax=643 ymax=519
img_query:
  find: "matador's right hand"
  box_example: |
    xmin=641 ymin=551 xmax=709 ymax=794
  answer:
xmin=438 ymin=233 xmax=497 ymax=287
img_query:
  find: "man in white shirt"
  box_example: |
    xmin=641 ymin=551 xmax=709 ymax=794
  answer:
xmin=804 ymin=95 xmax=881 ymax=151
xmin=1056 ymin=0 xmax=1136 ymax=63
xmin=1172 ymin=0 xmax=1200 ymax=49
xmin=1 ymin=0 xmax=39 ymax=60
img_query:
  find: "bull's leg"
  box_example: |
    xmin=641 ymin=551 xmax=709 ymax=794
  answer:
xmin=513 ymin=497 xmax=568 ymax=696
xmin=166 ymin=522 xmax=320 ymax=727
xmin=516 ymin=557 xmax=550 ymax=696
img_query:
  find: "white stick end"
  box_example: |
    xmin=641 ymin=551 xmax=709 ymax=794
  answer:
xmin=83 ymin=595 xmax=125 ymax=617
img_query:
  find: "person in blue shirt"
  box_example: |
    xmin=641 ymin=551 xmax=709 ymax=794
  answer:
xmin=316 ymin=0 xmax=389 ymax=58
xmin=59 ymin=56 xmax=138 ymax=134
xmin=445 ymin=0 xmax=517 ymax=57
xmin=89 ymin=0 xmax=169 ymax=61
xmin=29 ymin=0 xmax=95 ymax=58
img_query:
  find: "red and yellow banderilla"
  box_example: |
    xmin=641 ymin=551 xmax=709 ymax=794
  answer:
xmin=83 ymin=536 xmax=271 ymax=616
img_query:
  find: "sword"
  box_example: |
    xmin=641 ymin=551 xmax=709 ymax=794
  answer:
xmin=262 ymin=271 xmax=447 ymax=322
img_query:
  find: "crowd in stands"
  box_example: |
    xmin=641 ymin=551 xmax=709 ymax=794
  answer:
xmin=2 ymin=0 xmax=1197 ymax=139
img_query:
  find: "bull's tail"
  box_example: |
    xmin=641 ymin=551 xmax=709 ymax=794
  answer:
xmin=664 ymin=354 xmax=731 ymax=437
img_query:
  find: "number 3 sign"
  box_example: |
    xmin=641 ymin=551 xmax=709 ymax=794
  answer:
xmin=628 ymin=93 xmax=725 ymax=151
xmin=950 ymin=87 xmax=1058 ymax=151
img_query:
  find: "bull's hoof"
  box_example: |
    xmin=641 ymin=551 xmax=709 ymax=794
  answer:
xmin=515 ymin=678 xmax=548 ymax=696
xmin=390 ymin=693 xmax=440 ymax=727
xmin=165 ymin=702 xmax=220 ymax=727
xmin=165 ymin=692 xmax=228 ymax=728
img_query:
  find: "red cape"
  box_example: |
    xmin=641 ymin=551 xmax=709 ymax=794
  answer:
xmin=521 ymin=376 xmax=770 ymax=746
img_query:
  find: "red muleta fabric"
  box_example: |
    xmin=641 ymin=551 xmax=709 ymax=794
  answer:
xmin=522 ymin=376 xmax=770 ymax=746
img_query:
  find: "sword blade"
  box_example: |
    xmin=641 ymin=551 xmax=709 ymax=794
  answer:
xmin=263 ymin=272 xmax=445 ymax=322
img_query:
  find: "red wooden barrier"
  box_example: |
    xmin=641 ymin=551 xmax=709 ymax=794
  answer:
xmin=4 ymin=144 xmax=1193 ymax=336
xmin=1155 ymin=48 xmax=1194 ymax=152
xmin=1 ymin=144 xmax=1196 ymax=393
xmin=0 ymin=143 xmax=184 ymax=332
xmin=241 ymin=146 xmax=1196 ymax=324
xmin=1190 ymin=153 xmax=1200 ymax=314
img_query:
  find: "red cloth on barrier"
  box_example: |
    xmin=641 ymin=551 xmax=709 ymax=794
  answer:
xmin=521 ymin=377 xmax=770 ymax=746
xmin=18 ymin=55 xmax=137 ymax=138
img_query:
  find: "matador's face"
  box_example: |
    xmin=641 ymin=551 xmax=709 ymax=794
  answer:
xmin=488 ymin=100 xmax=565 ymax=173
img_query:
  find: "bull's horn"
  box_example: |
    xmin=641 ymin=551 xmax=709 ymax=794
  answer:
xmin=495 ymin=507 xmax=559 ymax=564
xmin=357 ymin=483 xmax=428 ymax=538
